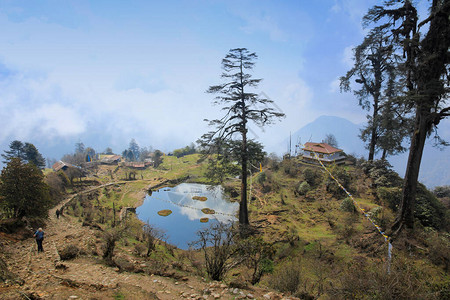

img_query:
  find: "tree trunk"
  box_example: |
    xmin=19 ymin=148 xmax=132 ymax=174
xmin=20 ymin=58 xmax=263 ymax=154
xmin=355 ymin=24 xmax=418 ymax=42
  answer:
xmin=368 ymin=124 xmax=377 ymax=161
xmin=392 ymin=107 xmax=428 ymax=233
xmin=239 ymin=128 xmax=249 ymax=225
xmin=381 ymin=148 xmax=387 ymax=161
xmin=368 ymin=94 xmax=379 ymax=161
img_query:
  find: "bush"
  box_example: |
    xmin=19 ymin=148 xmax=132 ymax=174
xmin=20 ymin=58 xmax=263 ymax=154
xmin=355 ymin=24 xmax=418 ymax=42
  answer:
xmin=336 ymin=214 xmax=357 ymax=243
xmin=368 ymin=206 xmax=389 ymax=228
xmin=268 ymin=259 xmax=303 ymax=295
xmin=189 ymin=222 xmax=237 ymax=281
xmin=377 ymin=186 xmax=402 ymax=211
xmin=281 ymin=159 xmax=298 ymax=177
xmin=256 ymin=172 xmax=267 ymax=185
xmin=415 ymin=184 xmax=448 ymax=230
xmin=323 ymin=166 xmax=352 ymax=197
xmin=302 ymin=168 xmax=319 ymax=186
xmin=59 ymin=244 xmax=80 ymax=260
xmin=361 ymin=160 xmax=402 ymax=187
xmin=331 ymin=256 xmax=436 ymax=299
xmin=340 ymin=197 xmax=355 ymax=212
xmin=297 ymin=181 xmax=311 ymax=196
xmin=236 ymin=236 xmax=275 ymax=284
xmin=433 ymin=185 xmax=450 ymax=198
xmin=427 ymin=233 xmax=450 ymax=272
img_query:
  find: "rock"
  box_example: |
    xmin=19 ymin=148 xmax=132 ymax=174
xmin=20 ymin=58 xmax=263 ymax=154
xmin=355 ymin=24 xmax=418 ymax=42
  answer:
xmin=263 ymin=292 xmax=282 ymax=300
xmin=233 ymin=288 xmax=240 ymax=294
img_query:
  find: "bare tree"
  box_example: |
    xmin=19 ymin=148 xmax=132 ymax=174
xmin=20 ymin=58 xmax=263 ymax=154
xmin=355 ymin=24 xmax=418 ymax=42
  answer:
xmin=189 ymin=222 xmax=240 ymax=281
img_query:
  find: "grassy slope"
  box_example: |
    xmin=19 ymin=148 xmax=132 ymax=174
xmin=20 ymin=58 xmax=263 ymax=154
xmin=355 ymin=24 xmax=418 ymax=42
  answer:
xmin=64 ymin=154 xmax=448 ymax=297
xmin=239 ymin=158 xmax=449 ymax=296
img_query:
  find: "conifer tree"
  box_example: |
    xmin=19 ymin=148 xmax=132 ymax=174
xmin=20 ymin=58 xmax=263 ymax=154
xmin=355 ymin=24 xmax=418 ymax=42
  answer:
xmin=340 ymin=25 xmax=406 ymax=161
xmin=363 ymin=0 xmax=450 ymax=232
xmin=200 ymin=48 xmax=284 ymax=226
xmin=0 ymin=158 xmax=51 ymax=218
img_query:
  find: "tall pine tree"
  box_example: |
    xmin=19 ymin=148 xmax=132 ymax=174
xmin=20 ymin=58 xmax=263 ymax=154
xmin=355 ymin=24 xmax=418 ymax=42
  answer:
xmin=364 ymin=0 xmax=450 ymax=232
xmin=200 ymin=48 xmax=284 ymax=226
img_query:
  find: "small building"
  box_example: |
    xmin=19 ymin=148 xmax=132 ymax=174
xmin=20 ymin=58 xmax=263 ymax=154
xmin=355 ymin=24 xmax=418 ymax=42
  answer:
xmin=124 ymin=162 xmax=146 ymax=169
xmin=52 ymin=161 xmax=71 ymax=172
xmin=301 ymin=142 xmax=346 ymax=165
xmin=99 ymin=155 xmax=122 ymax=165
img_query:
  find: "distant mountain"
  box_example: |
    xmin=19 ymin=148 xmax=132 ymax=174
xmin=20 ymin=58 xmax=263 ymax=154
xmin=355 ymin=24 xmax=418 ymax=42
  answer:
xmin=289 ymin=115 xmax=366 ymax=157
xmin=289 ymin=115 xmax=450 ymax=189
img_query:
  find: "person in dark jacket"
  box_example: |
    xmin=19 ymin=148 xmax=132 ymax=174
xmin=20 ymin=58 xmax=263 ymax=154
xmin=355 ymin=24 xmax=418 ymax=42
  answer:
xmin=34 ymin=228 xmax=44 ymax=253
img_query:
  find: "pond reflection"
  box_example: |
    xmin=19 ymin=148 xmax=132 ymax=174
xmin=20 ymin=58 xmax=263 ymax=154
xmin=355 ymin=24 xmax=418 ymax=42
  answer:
xmin=136 ymin=183 xmax=238 ymax=249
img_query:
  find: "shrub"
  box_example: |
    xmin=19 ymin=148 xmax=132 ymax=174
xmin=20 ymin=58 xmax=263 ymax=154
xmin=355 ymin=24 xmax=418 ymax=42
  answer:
xmin=102 ymin=225 xmax=128 ymax=265
xmin=336 ymin=214 xmax=357 ymax=243
xmin=331 ymin=256 xmax=435 ymax=299
xmin=377 ymin=186 xmax=402 ymax=211
xmin=368 ymin=206 xmax=383 ymax=223
xmin=415 ymin=184 xmax=448 ymax=230
xmin=302 ymin=168 xmax=319 ymax=186
xmin=142 ymin=223 xmax=166 ymax=257
xmin=256 ymin=172 xmax=267 ymax=185
xmin=360 ymin=159 xmax=402 ymax=187
xmin=297 ymin=181 xmax=311 ymax=196
xmin=268 ymin=259 xmax=303 ymax=295
xmin=340 ymin=197 xmax=355 ymax=212
xmin=433 ymin=185 xmax=450 ymax=198
xmin=189 ymin=222 xmax=237 ymax=281
xmin=323 ymin=166 xmax=352 ymax=197
xmin=427 ymin=233 xmax=450 ymax=272
xmin=59 ymin=244 xmax=80 ymax=260
xmin=236 ymin=236 xmax=275 ymax=284
xmin=281 ymin=159 xmax=298 ymax=177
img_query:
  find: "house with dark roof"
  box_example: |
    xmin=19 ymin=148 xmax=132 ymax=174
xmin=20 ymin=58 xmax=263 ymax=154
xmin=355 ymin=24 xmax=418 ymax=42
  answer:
xmin=301 ymin=142 xmax=346 ymax=165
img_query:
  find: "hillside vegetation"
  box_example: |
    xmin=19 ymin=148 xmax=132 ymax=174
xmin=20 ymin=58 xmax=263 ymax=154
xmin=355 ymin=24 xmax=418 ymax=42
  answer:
xmin=1 ymin=154 xmax=449 ymax=299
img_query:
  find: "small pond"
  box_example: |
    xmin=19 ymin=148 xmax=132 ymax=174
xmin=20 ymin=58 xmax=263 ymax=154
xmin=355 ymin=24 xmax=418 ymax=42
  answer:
xmin=136 ymin=183 xmax=238 ymax=250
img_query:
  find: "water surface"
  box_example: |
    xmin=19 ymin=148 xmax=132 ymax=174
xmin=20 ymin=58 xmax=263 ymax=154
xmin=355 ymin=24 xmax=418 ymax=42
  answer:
xmin=136 ymin=183 xmax=238 ymax=249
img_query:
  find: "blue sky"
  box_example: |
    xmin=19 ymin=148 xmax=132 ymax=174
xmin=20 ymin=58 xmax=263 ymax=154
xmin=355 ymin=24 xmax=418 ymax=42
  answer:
xmin=0 ymin=0 xmax=444 ymax=158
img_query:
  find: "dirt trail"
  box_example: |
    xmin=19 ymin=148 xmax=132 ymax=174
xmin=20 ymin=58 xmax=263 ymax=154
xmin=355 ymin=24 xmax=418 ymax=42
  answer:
xmin=1 ymin=182 xmax=282 ymax=299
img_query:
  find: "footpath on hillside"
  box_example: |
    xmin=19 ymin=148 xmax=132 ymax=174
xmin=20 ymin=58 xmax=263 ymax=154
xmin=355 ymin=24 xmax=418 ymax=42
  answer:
xmin=0 ymin=180 xmax=288 ymax=300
